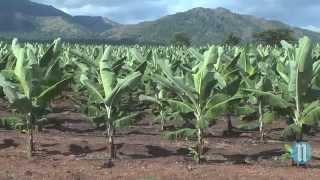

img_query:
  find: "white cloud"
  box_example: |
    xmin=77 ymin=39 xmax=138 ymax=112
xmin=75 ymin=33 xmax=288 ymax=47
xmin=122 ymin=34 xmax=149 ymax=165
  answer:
xmin=60 ymin=5 xmax=119 ymax=16
xmin=302 ymin=25 xmax=320 ymax=32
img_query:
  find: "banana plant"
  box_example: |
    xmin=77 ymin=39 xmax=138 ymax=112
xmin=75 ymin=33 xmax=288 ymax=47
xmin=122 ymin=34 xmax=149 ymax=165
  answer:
xmin=154 ymin=46 xmax=241 ymax=163
xmin=79 ymin=46 xmax=143 ymax=163
xmin=240 ymin=46 xmax=289 ymax=141
xmin=0 ymin=38 xmax=71 ymax=158
xmin=189 ymin=46 xmax=242 ymax=134
xmin=134 ymin=48 xmax=173 ymax=131
xmin=242 ymin=76 xmax=289 ymax=141
xmin=139 ymin=85 xmax=169 ymax=131
xmin=246 ymin=37 xmax=320 ymax=141
xmin=278 ymin=36 xmax=320 ymax=140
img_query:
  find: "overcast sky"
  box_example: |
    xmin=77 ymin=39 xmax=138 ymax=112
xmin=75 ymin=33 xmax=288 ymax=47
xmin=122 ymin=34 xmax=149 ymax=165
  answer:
xmin=31 ymin=0 xmax=320 ymax=32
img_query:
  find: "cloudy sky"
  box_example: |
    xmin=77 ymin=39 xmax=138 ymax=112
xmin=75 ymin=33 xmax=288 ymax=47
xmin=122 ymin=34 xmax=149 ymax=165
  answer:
xmin=31 ymin=0 xmax=320 ymax=31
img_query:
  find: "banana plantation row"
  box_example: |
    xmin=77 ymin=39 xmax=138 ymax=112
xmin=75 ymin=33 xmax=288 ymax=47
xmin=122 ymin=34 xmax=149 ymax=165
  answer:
xmin=0 ymin=36 xmax=319 ymax=164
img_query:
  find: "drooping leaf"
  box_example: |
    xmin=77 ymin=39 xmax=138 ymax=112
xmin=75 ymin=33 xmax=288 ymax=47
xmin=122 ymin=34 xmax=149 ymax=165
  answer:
xmin=243 ymin=89 xmax=290 ymax=108
xmin=167 ymin=99 xmax=194 ymax=114
xmin=302 ymin=106 xmax=320 ymax=125
xmin=205 ymin=95 xmax=242 ymax=120
xmin=80 ymin=74 xmax=104 ymax=103
xmin=157 ymin=59 xmax=197 ymax=106
xmin=36 ymin=77 xmax=72 ymax=105
xmin=107 ymin=72 xmax=142 ymax=105
xmin=114 ymin=113 xmax=140 ymax=129
xmin=111 ymin=57 xmax=125 ymax=73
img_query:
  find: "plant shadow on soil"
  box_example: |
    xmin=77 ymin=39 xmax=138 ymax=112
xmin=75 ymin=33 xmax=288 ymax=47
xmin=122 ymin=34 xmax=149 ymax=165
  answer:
xmin=205 ymin=148 xmax=285 ymax=164
xmin=118 ymin=145 xmax=190 ymax=159
xmin=0 ymin=139 xmax=18 ymax=150
xmin=39 ymin=144 xmax=108 ymax=156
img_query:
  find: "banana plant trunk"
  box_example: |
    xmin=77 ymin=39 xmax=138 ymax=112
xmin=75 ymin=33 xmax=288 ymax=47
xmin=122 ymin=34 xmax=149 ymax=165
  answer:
xmin=106 ymin=106 xmax=116 ymax=161
xmin=196 ymin=113 xmax=204 ymax=164
xmin=298 ymin=131 xmax=303 ymax=142
xmin=160 ymin=110 xmax=165 ymax=131
xmin=258 ymin=100 xmax=264 ymax=142
xmin=297 ymin=124 xmax=304 ymax=142
xmin=196 ymin=128 xmax=204 ymax=164
xmin=106 ymin=124 xmax=116 ymax=160
xmin=26 ymin=113 xmax=34 ymax=158
xmin=225 ymin=113 xmax=233 ymax=133
xmin=295 ymin=63 xmax=303 ymax=142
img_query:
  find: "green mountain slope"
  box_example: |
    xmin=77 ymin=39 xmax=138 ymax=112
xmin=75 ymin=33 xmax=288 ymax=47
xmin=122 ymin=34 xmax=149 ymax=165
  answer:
xmin=0 ymin=0 xmax=116 ymax=40
xmin=104 ymin=7 xmax=320 ymax=45
xmin=73 ymin=16 xmax=119 ymax=33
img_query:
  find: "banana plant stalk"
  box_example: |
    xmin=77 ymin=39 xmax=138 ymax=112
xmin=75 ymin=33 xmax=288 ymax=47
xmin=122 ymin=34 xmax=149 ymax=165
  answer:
xmin=258 ymin=99 xmax=264 ymax=141
xmin=105 ymin=104 xmax=115 ymax=159
xmin=225 ymin=113 xmax=233 ymax=133
xmin=26 ymin=113 xmax=34 ymax=157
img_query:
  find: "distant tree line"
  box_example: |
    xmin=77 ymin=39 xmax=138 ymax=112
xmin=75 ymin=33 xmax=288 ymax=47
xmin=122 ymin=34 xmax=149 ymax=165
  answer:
xmin=1 ymin=28 xmax=296 ymax=47
xmin=170 ymin=28 xmax=296 ymax=47
xmin=0 ymin=36 xmax=165 ymax=46
xmin=253 ymin=29 xmax=296 ymax=46
xmin=171 ymin=32 xmax=191 ymax=47
xmin=223 ymin=33 xmax=242 ymax=46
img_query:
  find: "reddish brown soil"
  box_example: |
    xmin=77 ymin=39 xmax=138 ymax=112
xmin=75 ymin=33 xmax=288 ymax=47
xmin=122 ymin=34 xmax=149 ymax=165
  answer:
xmin=0 ymin=100 xmax=320 ymax=180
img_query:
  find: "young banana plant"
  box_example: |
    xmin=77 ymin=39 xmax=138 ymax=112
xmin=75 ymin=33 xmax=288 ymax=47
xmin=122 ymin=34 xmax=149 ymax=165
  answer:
xmin=189 ymin=46 xmax=242 ymax=134
xmin=134 ymin=48 xmax=172 ymax=131
xmin=79 ymin=46 xmax=143 ymax=163
xmin=0 ymin=38 xmax=71 ymax=158
xmin=277 ymin=36 xmax=320 ymax=140
xmin=242 ymin=76 xmax=289 ymax=141
xmin=139 ymin=86 xmax=168 ymax=131
xmin=240 ymin=46 xmax=288 ymax=141
xmin=154 ymin=46 xmax=240 ymax=163
xmin=246 ymin=37 xmax=320 ymax=141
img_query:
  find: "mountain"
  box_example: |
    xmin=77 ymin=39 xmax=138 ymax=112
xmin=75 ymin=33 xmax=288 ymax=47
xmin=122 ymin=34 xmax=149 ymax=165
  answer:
xmin=0 ymin=0 xmax=118 ymax=40
xmin=73 ymin=16 xmax=119 ymax=33
xmin=104 ymin=7 xmax=320 ymax=45
xmin=0 ymin=0 xmax=68 ymax=32
xmin=0 ymin=1 xmax=319 ymax=45
xmin=0 ymin=0 xmax=69 ymax=17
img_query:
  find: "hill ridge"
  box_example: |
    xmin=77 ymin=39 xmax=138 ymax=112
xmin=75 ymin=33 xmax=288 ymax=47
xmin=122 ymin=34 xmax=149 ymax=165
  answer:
xmin=0 ymin=1 xmax=319 ymax=45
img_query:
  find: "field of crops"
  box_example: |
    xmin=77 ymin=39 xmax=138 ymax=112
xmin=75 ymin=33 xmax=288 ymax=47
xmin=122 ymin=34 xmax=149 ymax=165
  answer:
xmin=1 ymin=37 xmax=320 ymax=179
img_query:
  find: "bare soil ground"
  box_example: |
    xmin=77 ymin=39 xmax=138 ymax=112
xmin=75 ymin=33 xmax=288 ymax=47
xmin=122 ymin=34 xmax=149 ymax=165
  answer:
xmin=0 ymin=99 xmax=320 ymax=180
